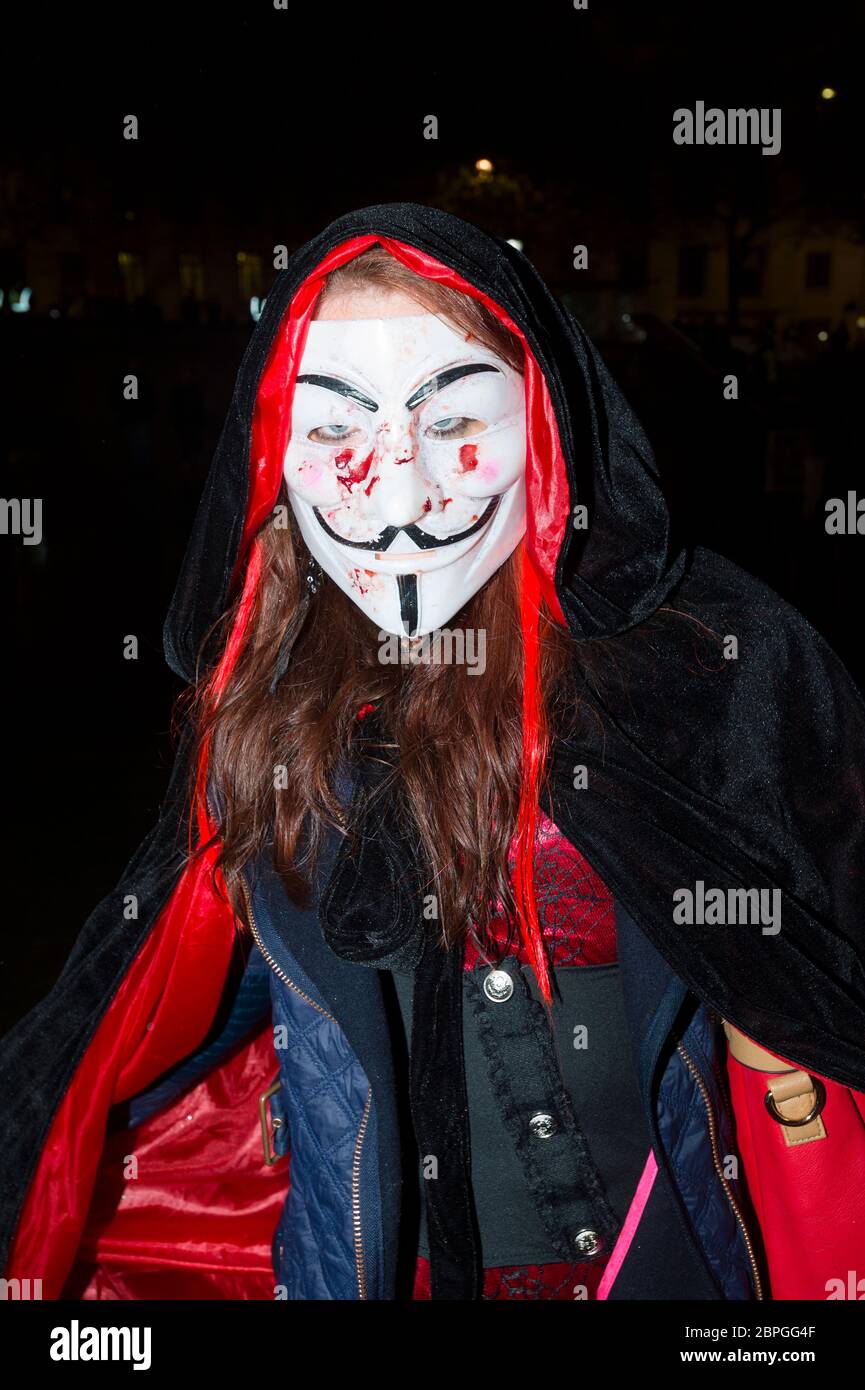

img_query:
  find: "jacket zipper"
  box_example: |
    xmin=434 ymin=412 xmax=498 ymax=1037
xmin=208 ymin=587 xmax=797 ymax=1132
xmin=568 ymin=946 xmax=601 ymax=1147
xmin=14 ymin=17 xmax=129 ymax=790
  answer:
xmin=352 ymin=1088 xmax=373 ymax=1300
xmin=675 ymin=1039 xmax=764 ymax=1300
xmin=239 ymin=875 xmax=335 ymax=1022
xmin=236 ymin=872 xmax=370 ymax=1300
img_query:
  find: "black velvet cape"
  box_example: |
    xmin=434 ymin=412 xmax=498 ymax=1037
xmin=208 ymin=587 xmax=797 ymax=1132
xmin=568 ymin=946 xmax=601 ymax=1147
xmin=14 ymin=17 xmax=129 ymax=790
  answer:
xmin=2 ymin=203 xmax=865 ymax=1290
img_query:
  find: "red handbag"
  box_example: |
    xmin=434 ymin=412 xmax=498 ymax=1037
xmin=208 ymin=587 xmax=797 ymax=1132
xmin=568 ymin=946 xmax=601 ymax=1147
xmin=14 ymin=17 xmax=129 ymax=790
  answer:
xmin=725 ymin=1024 xmax=865 ymax=1300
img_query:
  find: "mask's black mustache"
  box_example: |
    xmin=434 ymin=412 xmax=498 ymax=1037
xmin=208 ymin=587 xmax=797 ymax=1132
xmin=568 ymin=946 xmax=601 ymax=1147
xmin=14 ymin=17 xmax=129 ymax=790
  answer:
xmin=313 ymin=496 xmax=500 ymax=551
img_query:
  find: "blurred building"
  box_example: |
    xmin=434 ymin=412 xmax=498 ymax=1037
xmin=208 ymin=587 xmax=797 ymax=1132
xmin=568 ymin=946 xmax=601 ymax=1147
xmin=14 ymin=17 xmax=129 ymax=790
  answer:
xmin=0 ymin=152 xmax=274 ymax=326
xmin=3 ymin=153 xmax=864 ymax=360
xmin=643 ymin=216 xmax=865 ymax=357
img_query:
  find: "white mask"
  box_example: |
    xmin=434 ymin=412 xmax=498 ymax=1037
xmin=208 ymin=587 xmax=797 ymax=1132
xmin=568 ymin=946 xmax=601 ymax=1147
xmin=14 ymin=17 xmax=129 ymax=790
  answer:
xmin=283 ymin=313 xmax=526 ymax=636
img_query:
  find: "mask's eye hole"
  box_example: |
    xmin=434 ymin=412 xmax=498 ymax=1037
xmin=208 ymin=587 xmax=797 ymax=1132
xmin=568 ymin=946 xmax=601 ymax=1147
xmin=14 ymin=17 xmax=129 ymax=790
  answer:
xmin=308 ymin=423 xmax=366 ymax=444
xmin=426 ymin=416 xmax=485 ymax=440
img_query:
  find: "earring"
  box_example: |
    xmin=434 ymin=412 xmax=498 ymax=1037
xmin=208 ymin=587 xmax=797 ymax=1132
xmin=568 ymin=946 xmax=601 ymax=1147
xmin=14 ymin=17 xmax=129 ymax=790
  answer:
xmin=269 ymin=557 xmax=323 ymax=694
xmin=304 ymin=557 xmax=323 ymax=597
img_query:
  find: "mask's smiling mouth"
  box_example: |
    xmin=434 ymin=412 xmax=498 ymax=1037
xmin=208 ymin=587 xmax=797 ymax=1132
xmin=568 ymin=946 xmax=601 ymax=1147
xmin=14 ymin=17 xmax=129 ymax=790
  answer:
xmin=312 ymin=495 xmax=500 ymax=552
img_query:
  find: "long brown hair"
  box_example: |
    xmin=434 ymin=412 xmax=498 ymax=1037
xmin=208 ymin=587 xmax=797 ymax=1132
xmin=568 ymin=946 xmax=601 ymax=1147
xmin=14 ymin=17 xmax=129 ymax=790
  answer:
xmin=189 ymin=248 xmax=578 ymax=958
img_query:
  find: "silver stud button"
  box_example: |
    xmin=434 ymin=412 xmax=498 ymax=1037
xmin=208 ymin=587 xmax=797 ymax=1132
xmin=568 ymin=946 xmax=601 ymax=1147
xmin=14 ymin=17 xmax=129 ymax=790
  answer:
xmin=529 ymin=1111 xmax=558 ymax=1139
xmin=574 ymin=1229 xmax=602 ymax=1256
xmin=483 ymin=969 xmax=514 ymax=1003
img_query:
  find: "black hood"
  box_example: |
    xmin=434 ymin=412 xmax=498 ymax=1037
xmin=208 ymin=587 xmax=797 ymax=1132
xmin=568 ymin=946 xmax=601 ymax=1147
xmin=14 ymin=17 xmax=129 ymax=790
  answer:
xmin=163 ymin=201 xmax=686 ymax=682
xmin=165 ymin=202 xmax=865 ymax=1097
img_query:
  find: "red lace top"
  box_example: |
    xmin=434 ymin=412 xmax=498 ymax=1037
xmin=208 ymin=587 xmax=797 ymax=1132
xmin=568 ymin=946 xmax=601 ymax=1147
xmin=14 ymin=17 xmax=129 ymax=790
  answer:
xmin=412 ymin=810 xmax=618 ymax=1300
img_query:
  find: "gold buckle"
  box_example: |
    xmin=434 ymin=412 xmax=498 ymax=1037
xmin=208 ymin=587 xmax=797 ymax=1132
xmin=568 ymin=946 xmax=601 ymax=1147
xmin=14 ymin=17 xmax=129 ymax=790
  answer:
xmin=259 ymin=1075 xmax=284 ymax=1166
xmin=764 ymin=1075 xmax=827 ymax=1127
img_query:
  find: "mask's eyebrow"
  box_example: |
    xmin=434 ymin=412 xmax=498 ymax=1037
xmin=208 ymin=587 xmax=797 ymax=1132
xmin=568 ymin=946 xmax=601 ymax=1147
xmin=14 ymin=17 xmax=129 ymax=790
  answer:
xmin=296 ymin=373 xmax=378 ymax=412
xmin=405 ymin=362 xmax=500 ymax=411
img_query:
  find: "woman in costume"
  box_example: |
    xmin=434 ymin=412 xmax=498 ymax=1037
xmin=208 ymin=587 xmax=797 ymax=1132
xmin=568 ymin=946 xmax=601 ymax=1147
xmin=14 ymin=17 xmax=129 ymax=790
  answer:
xmin=3 ymin=204 xmax=865 ymax=1301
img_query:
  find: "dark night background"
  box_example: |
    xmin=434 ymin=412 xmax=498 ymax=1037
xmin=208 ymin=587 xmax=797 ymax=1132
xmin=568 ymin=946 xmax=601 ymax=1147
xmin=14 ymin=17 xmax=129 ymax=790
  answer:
xmin=2 ymin=1 xmax=864 ymax=1032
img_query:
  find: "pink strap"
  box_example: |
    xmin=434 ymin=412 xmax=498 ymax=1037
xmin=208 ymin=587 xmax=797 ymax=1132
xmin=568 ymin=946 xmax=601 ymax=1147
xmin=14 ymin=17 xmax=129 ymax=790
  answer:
xmin=596 ymin=1149 xmax=658 ymax=1300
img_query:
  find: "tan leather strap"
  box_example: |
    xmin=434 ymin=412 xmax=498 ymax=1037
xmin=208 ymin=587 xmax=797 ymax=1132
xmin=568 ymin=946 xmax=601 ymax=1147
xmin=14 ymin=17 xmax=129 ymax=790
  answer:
xmin=723 ymin=1021 xmax=827 ymax=1146
xmin=764 ymin=1072 xmax=827 ymax=1144
xmin=723 ymin=1020 xmax=796 ymax=1072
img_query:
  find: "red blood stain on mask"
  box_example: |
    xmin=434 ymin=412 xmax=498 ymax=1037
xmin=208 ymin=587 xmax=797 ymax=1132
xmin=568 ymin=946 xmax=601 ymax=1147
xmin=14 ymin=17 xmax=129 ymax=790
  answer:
xmin=422 ymin=497 xmax=432 ymax=513
xmin=441 ymin=497 xmax=453 ymax=510
xmin=364 ymin=474 xmax=380 ymax=496
xmin=458 ymin=443 xmax=479 ymax=473
xmin=334 ymin=449 xmax=354 ymax=469
xmin=337 ymin=450 xmax=374 ymax=494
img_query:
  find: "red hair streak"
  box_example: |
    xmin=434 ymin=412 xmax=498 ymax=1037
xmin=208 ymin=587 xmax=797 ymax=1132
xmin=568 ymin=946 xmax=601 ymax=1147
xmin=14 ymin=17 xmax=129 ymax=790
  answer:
xmin=514 ymin=543 xmax=554 ymax=1009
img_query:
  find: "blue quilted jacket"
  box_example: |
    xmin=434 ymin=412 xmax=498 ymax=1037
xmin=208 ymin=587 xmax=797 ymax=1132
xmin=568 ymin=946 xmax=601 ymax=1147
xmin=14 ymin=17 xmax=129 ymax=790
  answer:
xmin=240 ymin=846 xmax=763 ymax=1302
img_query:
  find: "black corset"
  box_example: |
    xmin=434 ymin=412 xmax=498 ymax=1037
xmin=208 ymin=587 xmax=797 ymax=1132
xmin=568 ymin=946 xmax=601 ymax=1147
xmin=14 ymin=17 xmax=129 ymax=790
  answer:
xmin=390 ymin=955 xmax=651 ymax=1269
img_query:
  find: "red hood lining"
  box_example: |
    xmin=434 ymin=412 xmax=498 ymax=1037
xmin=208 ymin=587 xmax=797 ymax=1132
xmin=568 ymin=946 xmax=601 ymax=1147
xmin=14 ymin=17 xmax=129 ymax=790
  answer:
xmin=242 ymin=234 xmax=569 ymax=618
xmin=6 ymin=841 xmax=240 ymax=1294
